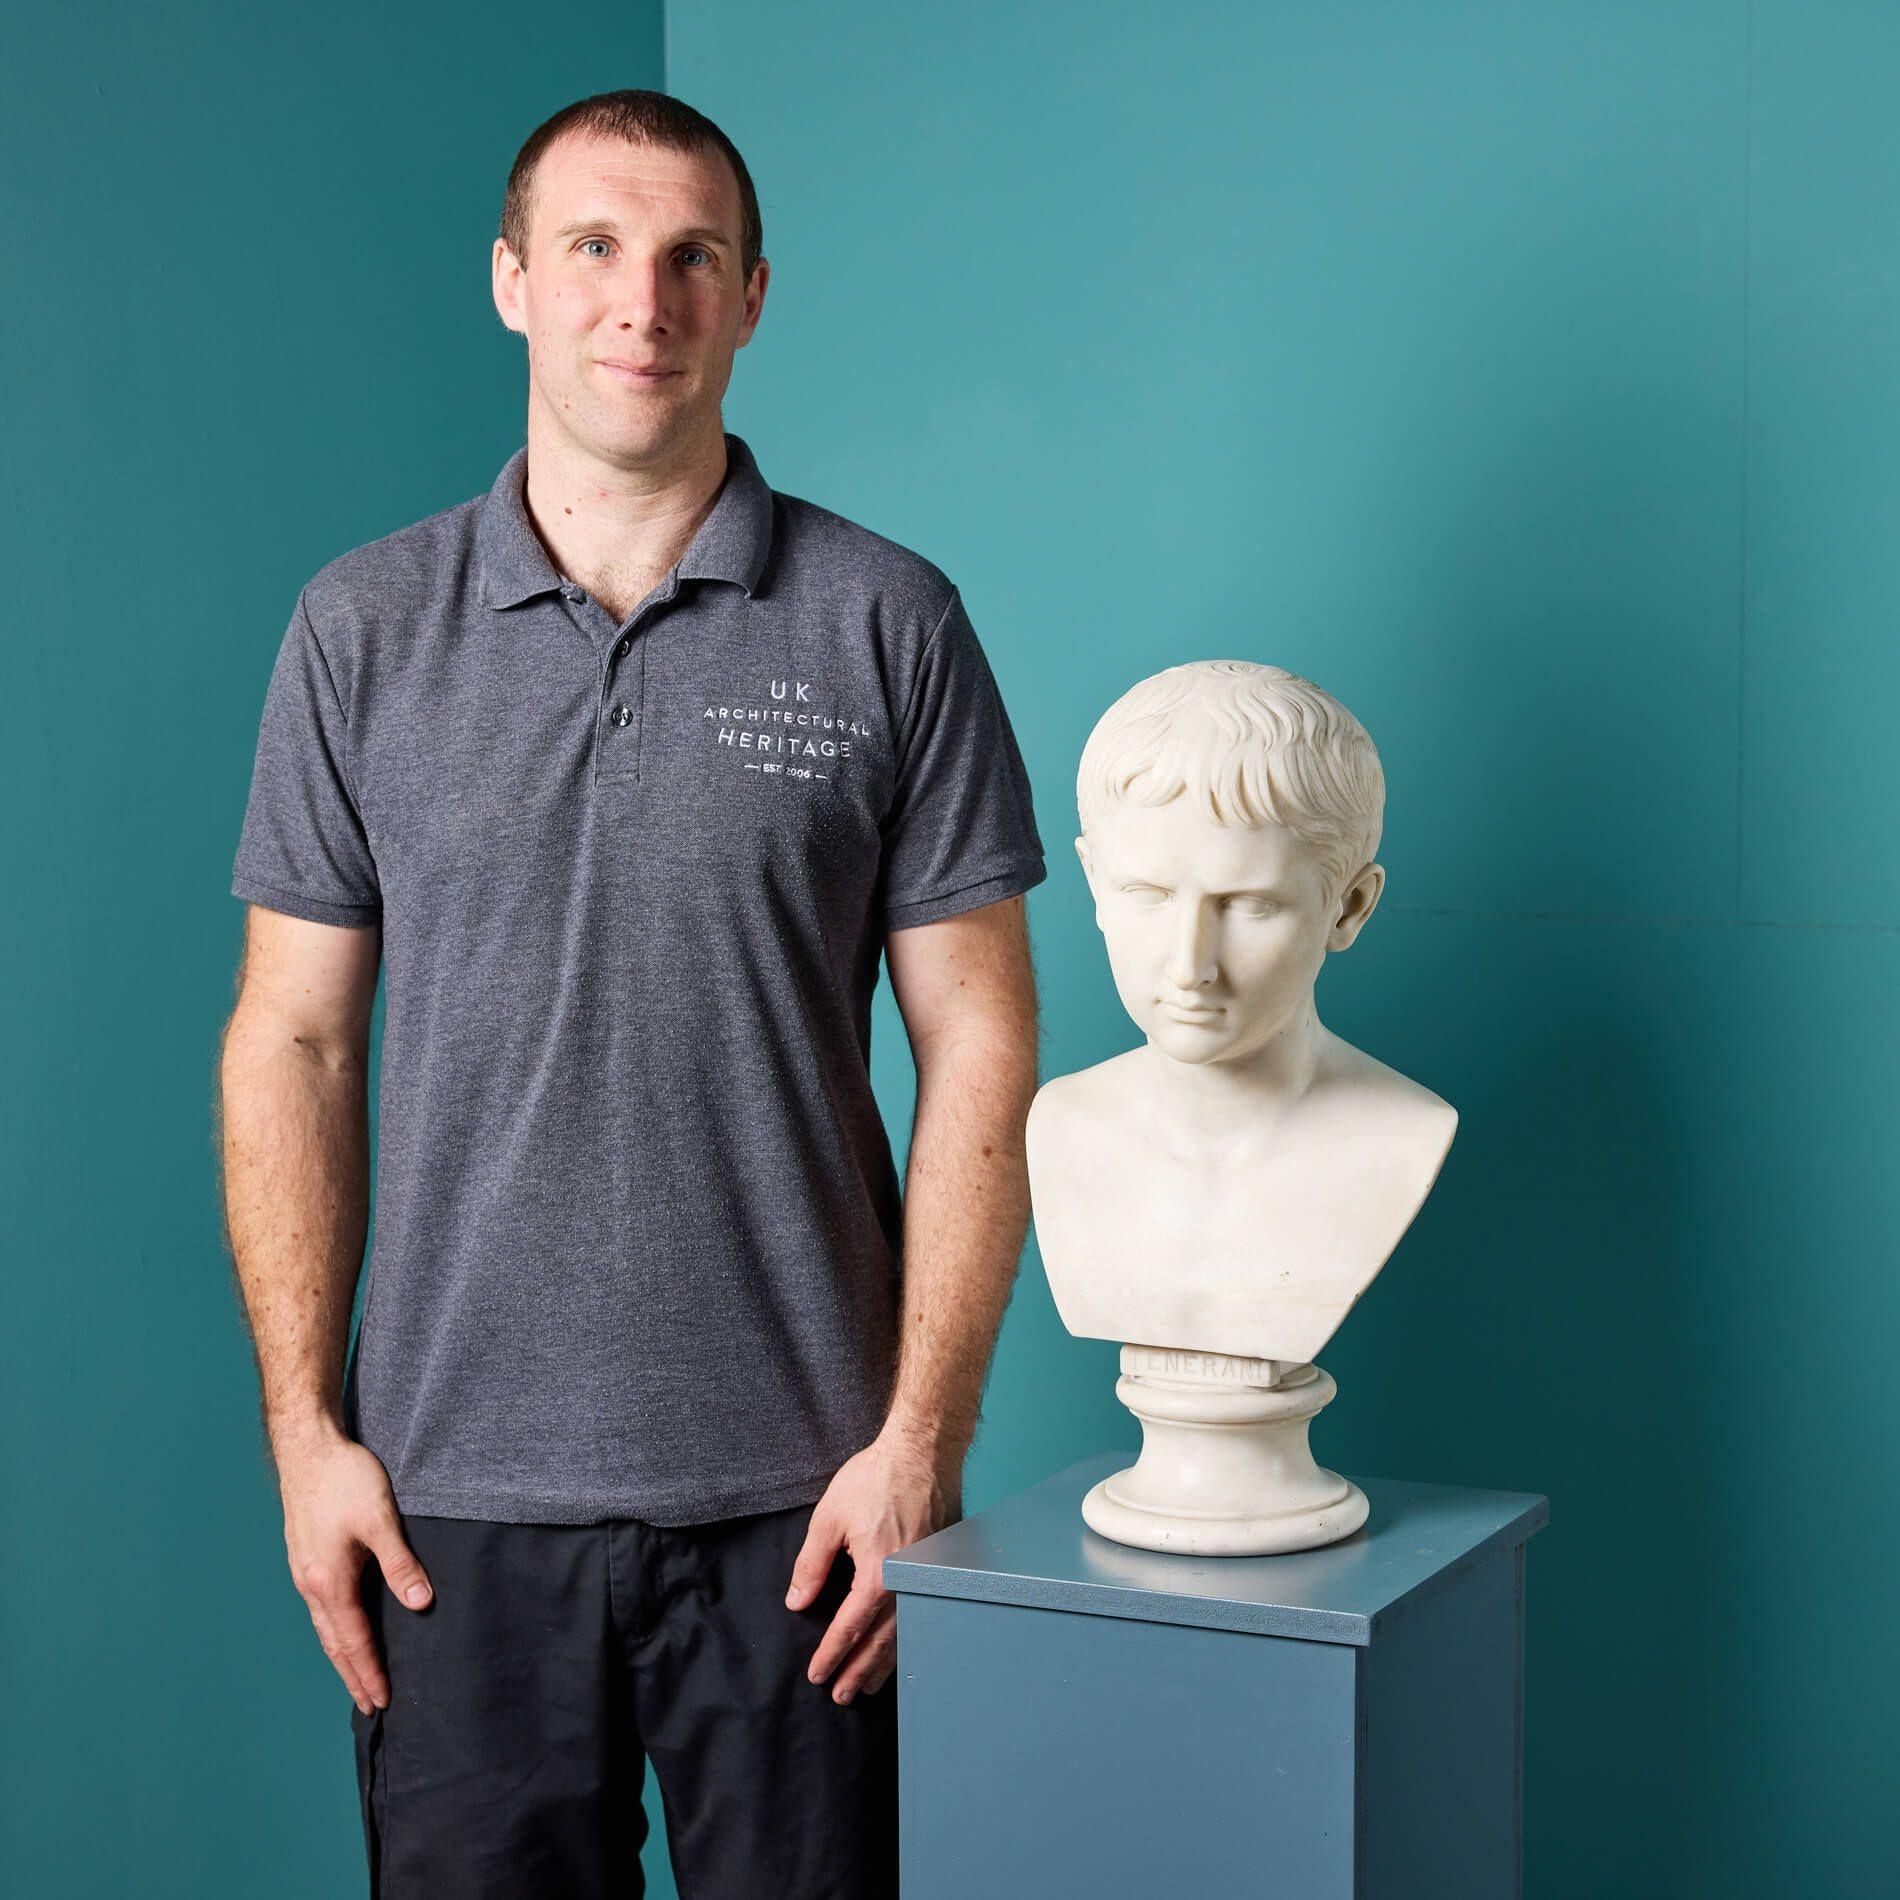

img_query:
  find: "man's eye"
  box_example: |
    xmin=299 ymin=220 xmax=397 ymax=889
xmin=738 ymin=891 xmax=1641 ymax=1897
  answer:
xmin=579 ymin=239 xmax=611 ymax=258
xmin=680 ymin=247 xmax=712 ymax=266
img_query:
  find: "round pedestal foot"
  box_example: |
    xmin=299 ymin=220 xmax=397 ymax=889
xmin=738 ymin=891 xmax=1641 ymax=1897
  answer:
xmin=1081 ymin=1470 xmax=1368 ymax=1556
xmin=1079 ymin=1349 xmax=1371 ymax=1556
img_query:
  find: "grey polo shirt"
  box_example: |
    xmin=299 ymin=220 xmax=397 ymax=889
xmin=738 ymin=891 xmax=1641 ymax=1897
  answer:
xmin=231 ymin=433 xmax=1046 ymax=1525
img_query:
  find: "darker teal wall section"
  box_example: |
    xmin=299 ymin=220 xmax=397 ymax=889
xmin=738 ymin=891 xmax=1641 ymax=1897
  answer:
xmin=0 ymin=6 xmax=664 ymax=1895
xmin=667 ymin=2 xmax=1895 ymax=1894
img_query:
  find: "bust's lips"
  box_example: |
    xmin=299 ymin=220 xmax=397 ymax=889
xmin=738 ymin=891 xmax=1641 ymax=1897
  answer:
xmin=1159 ymin=998 xmax=1223 ymax=1020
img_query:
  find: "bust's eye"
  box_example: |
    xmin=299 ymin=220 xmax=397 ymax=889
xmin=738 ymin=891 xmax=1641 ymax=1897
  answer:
xmin=1224 ymin=896 xmax=1277 ymax=917
xmin=1121 ymin=884 xmax=1168 ymax=905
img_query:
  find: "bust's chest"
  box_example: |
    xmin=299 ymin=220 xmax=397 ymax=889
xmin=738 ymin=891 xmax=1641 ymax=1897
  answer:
xmin=1030 ymin=1100 xmax=1429 ymax=1362
xmin=1060 ymin=1126 xmax=1383 ymax=1265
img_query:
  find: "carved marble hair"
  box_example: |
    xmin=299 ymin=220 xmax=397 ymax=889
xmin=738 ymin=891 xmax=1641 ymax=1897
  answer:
xmin=1075 ymin=660 xmax=1385 ymax=903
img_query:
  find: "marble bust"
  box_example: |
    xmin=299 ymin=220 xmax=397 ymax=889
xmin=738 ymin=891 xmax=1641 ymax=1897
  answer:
xmin=1026 ymin=661 xmax=1457 ymax=1554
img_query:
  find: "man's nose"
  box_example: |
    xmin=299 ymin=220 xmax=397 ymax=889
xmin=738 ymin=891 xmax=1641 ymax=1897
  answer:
xmin=1164 ymin=901 xmax=1217 ymax=990
xmin=617 ymin=256 xmax=670 ymax=331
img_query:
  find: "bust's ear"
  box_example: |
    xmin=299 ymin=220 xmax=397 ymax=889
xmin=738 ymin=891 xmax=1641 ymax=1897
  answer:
xmin=1075 ymin=836 xmax=1106 ymax=925
xmin=1329 ymin=863 xmax=1385 ymax=952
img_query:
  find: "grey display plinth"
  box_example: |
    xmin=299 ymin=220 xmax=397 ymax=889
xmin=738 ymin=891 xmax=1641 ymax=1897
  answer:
xmin=885 ymin=1453 xmax=1548 ymax=1899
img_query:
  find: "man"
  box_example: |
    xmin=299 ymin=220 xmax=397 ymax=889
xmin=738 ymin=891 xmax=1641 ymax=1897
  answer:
xmin=218 ymin=88 xmax=1045 ymax=1897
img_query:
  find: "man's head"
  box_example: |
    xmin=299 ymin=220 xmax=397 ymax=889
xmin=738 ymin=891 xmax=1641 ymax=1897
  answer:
xmin=492 ymin=90 xmax=768 ymax=467
xmin=1074 ymin=661 xmax=1387 ymax=1067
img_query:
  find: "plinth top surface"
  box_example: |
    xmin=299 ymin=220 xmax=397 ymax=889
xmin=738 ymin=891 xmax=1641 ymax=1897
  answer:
xmin=885 ymin=1454 xmax=1548 ymax=1645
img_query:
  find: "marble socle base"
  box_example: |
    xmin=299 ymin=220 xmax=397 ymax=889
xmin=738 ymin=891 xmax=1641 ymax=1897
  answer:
xmin=1081 ymin=1344 xmax=1370 ymax=1555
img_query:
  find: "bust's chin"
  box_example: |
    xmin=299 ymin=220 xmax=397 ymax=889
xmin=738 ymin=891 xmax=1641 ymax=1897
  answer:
xmin=1139 ymin=1010 xmax=1294 ymax=1069
xmin=1144 ymin=1026 xmax=1234 ymax=1064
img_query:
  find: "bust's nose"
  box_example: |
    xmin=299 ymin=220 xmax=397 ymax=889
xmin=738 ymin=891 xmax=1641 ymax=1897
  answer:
xmin=1163 ymin=899 xmax=1218 ymax=991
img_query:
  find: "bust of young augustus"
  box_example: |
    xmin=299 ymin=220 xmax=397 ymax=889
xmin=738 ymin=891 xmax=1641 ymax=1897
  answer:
xmin=1027 ymin=660 xmax=1457 ymax=1371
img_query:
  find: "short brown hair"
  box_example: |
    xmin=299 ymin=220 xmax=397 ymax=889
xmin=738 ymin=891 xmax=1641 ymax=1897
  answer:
xmin=500 ymin=89 xmax=763 ymax=282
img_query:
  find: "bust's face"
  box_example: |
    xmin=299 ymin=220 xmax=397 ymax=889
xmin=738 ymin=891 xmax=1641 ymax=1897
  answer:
xmin=1078 ymin=798 xmax=1357 ymax=1068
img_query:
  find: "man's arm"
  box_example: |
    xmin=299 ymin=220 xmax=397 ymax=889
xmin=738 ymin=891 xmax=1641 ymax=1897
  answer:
xmin=217 ymin=903 xmax=433 ymax=1715
xmin=787 ymin=893 xmax=1039 ymax=1703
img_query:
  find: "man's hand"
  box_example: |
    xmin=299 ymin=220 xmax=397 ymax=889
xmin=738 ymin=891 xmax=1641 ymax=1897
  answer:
xmin=785 ymin=1431 xmax=962 ymax=1703
xmin=277 ymin=1426 xmax=434 ymax=1715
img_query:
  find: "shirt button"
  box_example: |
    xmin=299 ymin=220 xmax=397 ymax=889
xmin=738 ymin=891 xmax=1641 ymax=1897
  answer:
xmin=610 ymin=704 xmax=634 ymax=728
xmin=614 ymin=636 xmax=632 ymax=658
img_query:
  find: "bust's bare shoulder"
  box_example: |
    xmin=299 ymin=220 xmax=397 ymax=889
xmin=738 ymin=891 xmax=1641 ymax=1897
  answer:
xmin=1311 ymin=1034 xmax=1457 ymax=1127
xmin=1029 ymin=1050 xmax=1146 ymax=1153
xmin=1033 ymin=1050 xmax=1144 ymax=1111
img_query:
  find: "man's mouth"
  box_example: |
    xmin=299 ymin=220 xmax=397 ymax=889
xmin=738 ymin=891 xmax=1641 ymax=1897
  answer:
xmin=596 ymin=360 xmax=680 ymax=384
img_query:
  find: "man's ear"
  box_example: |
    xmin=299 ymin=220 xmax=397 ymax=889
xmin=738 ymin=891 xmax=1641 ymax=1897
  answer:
xmin=1328 ymin=863 xmax=1385 ymax=952
xmin=492 ymin=237 xmax=526 ymax=337
xmin=736 ymin=256 xmax=771 ymax=348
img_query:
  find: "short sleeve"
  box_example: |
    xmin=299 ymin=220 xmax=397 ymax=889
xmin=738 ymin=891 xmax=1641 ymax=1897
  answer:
xmin=230 ymin=589 xmax=383 ymax=928
xmin=878 ymin=587 xmax=1047 ymax=930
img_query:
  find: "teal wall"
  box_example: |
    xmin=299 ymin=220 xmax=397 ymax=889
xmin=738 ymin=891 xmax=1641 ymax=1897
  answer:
xmin=667 ymin=1 xmax=1896 ymax=1894
xmin=6 ymin=2 xmax=1895 ymax=1895
xmin=0 ymin=5 xmax=667 ymax=1895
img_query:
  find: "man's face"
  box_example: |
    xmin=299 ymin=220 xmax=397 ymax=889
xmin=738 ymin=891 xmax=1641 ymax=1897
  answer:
xmin=1078 ymin=798 xmax=1372 ymax=1068
xmin=492 ymin=131 xmax=767 ymax=465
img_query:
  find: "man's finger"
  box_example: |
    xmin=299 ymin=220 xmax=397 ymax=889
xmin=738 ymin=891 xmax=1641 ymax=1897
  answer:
xmin=321 ymin=1586 xmax=391 ymax=1710
xmin=807 ymin=1575 xmax=886 ymax=1686
xmin=830 ymin=1603 xmax=897 ymax=1704
xmin=785 ymin=1505 xmax=843 ymax=1611
xmin=366 ymin=1516 xmax=433 ymax=1612
xmin=305 ymin=1596 xmax=374 ymax=1713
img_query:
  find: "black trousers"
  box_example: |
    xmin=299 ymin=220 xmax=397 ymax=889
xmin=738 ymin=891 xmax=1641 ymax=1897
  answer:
xmin=351 ymin=1503 xmax=898 ymax=1898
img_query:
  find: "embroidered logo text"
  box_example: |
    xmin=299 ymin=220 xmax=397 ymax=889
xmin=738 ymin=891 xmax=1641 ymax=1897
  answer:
xmin=702 ymin=680 xmax=875 ymax=781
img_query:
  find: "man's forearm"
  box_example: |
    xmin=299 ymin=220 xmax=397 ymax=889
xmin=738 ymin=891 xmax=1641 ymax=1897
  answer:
xmin=218 ymin=1011 xmax=372 ymax=1464
xmin=881 ymin=1033 xmax=1038 ymax=1465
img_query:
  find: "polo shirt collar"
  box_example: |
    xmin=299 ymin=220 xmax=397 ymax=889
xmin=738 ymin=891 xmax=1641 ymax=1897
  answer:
xmin=677 ymin=434 xmax=774 ymax=595
xmin=478 ymin=432 xmax=774 ymax=609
